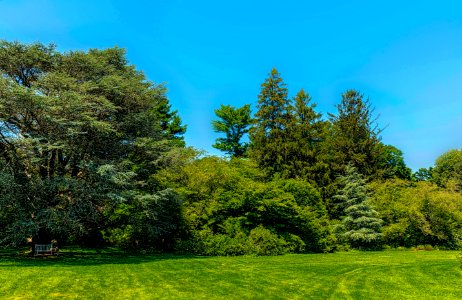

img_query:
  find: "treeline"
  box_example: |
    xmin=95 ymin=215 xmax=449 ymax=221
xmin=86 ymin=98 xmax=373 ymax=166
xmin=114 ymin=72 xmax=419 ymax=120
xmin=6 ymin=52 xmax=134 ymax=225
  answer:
xmin=0 ymin=41 xmax=461 ymax=255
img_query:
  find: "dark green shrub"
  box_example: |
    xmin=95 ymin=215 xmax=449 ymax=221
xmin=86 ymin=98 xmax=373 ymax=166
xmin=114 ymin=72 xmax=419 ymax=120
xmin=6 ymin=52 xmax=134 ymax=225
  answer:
xmin=247 ymin=226 xmax=287 ymax=256
xmin=282 ymin=233 xmax=306 ymax=253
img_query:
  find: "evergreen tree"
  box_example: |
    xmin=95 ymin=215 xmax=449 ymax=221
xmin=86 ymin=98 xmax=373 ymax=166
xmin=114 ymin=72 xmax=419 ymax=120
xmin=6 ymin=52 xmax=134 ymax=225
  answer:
xmin=212 ymin=104 xmax=252 ymax=157
xmin=157 ymin=93 xmax=187 ymax=147
xmin=328 ymin=90 xmax=382 ymax=178
xmin=249 ymin=68 xmax=292 ymax=176
xmin=0 ymin=41 xmax=184 ymax=249
xmin=334 ymin=165 xmax=383 ymax=249
xmin=286 ymin=89 xmax=327 ymax=183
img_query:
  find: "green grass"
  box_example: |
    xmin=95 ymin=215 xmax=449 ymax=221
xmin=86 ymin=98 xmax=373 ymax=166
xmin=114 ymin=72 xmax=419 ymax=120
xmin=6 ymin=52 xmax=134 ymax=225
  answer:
xmin=0 ymin=249 xmax=461 ymax=299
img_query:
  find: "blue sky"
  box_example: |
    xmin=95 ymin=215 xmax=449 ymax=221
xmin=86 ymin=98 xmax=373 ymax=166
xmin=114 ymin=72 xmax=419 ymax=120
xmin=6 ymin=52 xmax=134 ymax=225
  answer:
xmin=1 ymin=0 xmax=462 ymax=170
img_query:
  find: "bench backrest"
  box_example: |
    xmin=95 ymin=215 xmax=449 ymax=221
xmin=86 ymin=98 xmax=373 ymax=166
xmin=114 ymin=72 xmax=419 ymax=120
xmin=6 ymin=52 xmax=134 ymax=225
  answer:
xmin=35 ymin=244 xmax=53 ymax=252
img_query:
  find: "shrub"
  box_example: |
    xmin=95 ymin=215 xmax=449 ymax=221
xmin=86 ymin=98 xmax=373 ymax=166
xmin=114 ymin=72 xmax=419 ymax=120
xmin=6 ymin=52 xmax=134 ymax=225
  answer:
xmin=282 ymin=233 xmax=306 ymax=253
xmin=248 ymin=226 xmax=287 ymax=256
xmin=370 ymin=180 xmax=462 ymax=249
xmin=161 ymin=157 xmax=335 ymax=255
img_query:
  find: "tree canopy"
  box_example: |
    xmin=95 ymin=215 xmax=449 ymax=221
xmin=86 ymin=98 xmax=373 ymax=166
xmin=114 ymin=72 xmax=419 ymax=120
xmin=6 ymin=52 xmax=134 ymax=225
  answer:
xmin=212 ymin=104 xmax=252 ymax=157
xmin=0 ymin=40 xmax=185 ymax=249
xmin=1 ymin=41 xmax=461 ymax=255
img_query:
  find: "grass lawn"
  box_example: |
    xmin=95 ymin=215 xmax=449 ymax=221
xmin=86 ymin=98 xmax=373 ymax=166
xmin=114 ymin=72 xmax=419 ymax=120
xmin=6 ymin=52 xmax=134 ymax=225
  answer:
xmin=0 ymin=248 xmax=461 ymax=299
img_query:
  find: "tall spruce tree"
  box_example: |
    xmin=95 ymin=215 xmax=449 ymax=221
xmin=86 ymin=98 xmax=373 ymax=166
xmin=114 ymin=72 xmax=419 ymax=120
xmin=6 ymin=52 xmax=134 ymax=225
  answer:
xmin=328 ymin=90 xmax=382 ymax=178
xmin=212 ymin=104 xmax=252 ymax=157
xmin=286 ymin=89 xmax=327 ymax=183
xmin=249 ymin=68 xmax=292 ymax=176
xmin=334 ymin=165 xmax=383 ymax=249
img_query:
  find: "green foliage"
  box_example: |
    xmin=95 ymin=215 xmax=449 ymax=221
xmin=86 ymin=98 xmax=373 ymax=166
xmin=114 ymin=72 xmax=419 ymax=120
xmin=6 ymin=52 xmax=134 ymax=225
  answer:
xmin=158 ymin=155 xmax=334 ymax=255
xmin=102 ymin=189 xmax=183 ymax=250
xmin=334 ymin=165 xmax=383 ymax=249
xmin=4 ymin=41 xmax=462 ymax=256
xmin=328 ymin=90 xmax=382 ymax=178
xmin=247 ymin=226 xmax=287 ymax=256
xmin=0 ymin=40 xmax=185 ymax=248
xmin=249 ymin=68 xmax=292 ymax=176
xmin=377 ymin=144 xmax=412 ymax=180
xmin=195 ymin=225 xmax=288 ymax=256
xmin=370 ymin=180 xmax=462 ymax=249
xmin=413 ymin=167 xmax=433 ymax=182
xmin=249 ymin=69 xmax=328 ymax=185
xmin=433 ymin=149 xmax=462 ymax=190
xmin=212 ymin=104 xmax=252 ymax=157
xmin=285 ymin=89 xmax=328 ymax=182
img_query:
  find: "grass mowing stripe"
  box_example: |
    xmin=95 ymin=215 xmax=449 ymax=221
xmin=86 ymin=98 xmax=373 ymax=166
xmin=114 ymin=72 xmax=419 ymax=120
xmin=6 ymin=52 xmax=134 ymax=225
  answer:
xmin=1 ymin=250 xmax=461 ymax=299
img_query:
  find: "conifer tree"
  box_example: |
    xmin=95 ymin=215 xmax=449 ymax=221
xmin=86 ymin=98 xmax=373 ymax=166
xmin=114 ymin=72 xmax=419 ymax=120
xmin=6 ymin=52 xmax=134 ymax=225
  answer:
xmin=328 ymin=90 xmax=382 ymax=178
xmin=249 ymin=68 xmax=292 ymax=176
xmin=334 ymin=165 xmax=383 ymax=249
xmin=212 ymin=104 xmax=252 ymax=157
xmin=0 ymin=41 xmax=185 ymax=248
xmin=286 ymin=89 xmax=327 ymax=182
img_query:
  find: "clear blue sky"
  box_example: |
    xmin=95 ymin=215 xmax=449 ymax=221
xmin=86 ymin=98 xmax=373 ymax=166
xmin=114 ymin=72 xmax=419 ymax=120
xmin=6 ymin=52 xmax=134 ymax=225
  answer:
xmin=1 ymin=0 xmax=462 ymax=170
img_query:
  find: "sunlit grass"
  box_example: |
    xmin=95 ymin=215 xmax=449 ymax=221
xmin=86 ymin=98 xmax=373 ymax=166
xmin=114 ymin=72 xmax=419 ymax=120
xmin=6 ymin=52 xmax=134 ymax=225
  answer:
xmin=0 ymin=249 xmax=461 ymax=299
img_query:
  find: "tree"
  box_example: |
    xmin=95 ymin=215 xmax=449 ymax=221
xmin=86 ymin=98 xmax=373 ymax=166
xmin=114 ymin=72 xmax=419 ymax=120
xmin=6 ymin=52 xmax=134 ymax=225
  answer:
xmin=328 ymin=90 xmax=383 ymax=178
xmin=370 ymin=179 xmax=462 ymax=248
xmin=0 ymin=40 xmax=185 ymax=249
xmin=377 ymin=144 xmax=412 ymax=180
xmin=413 ymin=167 xmax=433 ymax=182
xmin=285 ymin=89 xmax=327 ymax=182
xmin=249 ymin=68 xmax=292 ymax=176
xmin=334 ymin=165 xmax=383 ymax=249
xmin=212 ymin=104 xmax=252 ymax=157
xmin=157 ymin=93 xmax=187 ymax=147
xmin=248 ymin=71 xmax=330 ymax=187
xmin=432 ymin=149 xmax=462 ymax=191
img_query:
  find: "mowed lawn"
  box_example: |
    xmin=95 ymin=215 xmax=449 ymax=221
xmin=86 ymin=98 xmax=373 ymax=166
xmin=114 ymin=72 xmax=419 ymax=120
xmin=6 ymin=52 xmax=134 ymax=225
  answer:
xmin=1 ymin=249 xmax=461 ymax=299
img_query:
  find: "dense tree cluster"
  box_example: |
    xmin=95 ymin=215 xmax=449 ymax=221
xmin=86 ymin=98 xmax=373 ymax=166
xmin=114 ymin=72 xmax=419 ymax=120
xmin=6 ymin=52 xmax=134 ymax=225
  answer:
xmin=1 ymin=41 xmax=462 ymax=255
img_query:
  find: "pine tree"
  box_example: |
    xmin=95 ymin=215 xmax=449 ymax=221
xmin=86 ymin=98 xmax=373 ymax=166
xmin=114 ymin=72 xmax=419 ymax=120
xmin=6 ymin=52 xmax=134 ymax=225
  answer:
xmin=286 ymin=89 xmax=327 ymax=182
xmin=328 ymin=90 xmax=382 ymax=178
xmin=334 ymin=165 xmax=383 ymax=249
xmin=249 ymin=68 xmax=292 ymax=176
xmin=212 ymin=104 xmax=252 ymax=157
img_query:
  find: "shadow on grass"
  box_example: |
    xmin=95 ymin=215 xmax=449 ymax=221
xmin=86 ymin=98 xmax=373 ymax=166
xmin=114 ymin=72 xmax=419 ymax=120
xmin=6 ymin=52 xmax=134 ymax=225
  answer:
xmin=0 ymin=247 xmax=206 ymax=267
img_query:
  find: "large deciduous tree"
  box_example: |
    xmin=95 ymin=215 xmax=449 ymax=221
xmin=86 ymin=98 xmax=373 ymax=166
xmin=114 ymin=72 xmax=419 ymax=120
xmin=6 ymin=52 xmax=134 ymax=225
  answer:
xmin=377 ymin=144 xmax=412 ymax=180
xmin=0 ymin=40 xmax=185 ymax=249
xmin=432 ymin=149 xmax=462 ymax=191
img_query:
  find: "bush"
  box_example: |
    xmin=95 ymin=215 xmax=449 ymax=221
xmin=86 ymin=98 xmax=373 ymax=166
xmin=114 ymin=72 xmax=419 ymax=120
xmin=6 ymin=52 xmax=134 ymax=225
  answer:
xmin=370 ymin=180 xmax=462 ymax=249
xmin=188 ymin=225 xmax=306 ymax=256
xmin=247 ymin=226 xmax=287 ymax=256
xmin=414 ymin=244 xmax=434 ymax=251
xmin=202 ymin=234 xmax=249 ymax=256
xmin=161 ymin=157 xmax=335 ymax=255
xmin=282 ymin=233 xmax=306 ymax=253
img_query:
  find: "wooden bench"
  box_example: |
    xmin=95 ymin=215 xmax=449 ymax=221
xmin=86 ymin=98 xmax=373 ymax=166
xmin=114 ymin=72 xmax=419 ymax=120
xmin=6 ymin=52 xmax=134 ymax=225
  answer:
xmin=34 ymin=244 xmax=58 ymax=256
